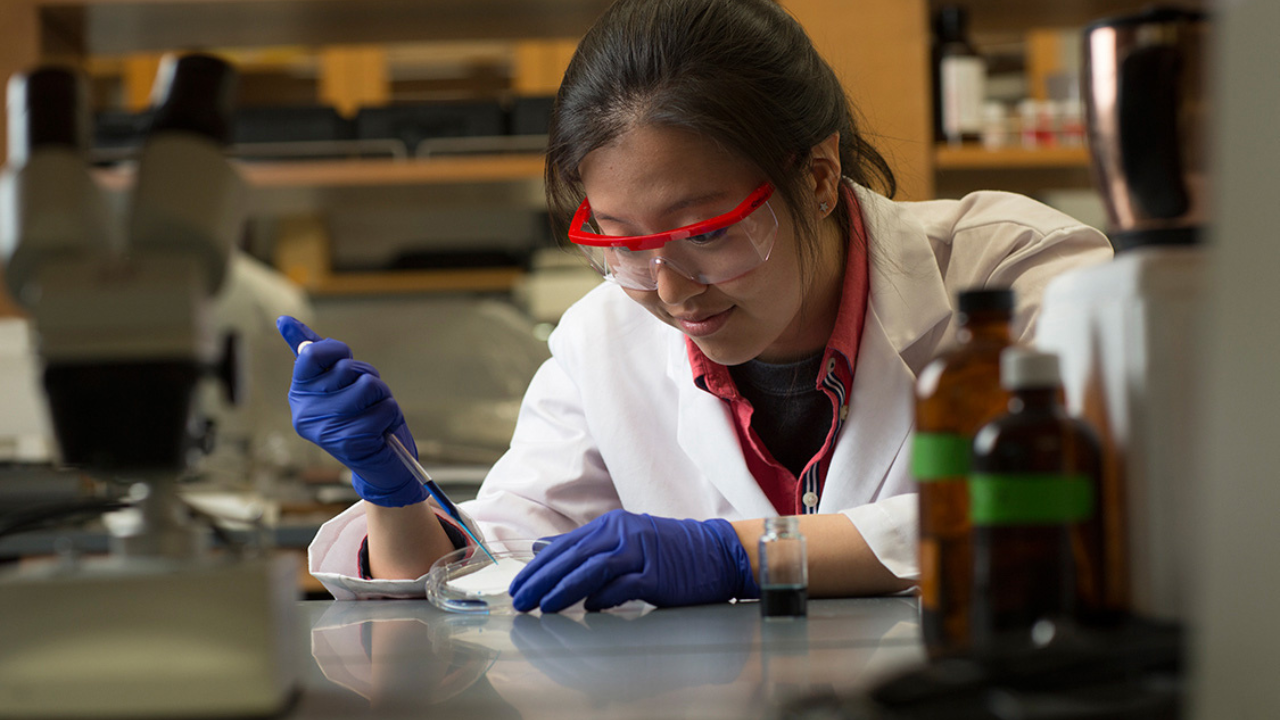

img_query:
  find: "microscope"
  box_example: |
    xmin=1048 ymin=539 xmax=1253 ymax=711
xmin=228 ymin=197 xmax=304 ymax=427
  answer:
xmin=0 ymin=56 xmax=297 ymax=718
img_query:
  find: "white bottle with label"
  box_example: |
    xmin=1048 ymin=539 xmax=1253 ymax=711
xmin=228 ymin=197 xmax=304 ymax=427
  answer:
xmin=934 ymin=5 xmax=985 ymax=145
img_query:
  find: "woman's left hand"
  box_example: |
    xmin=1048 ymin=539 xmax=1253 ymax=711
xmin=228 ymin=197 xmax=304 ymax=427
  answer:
xmin=509 ymin=509 xmax=760 ymax=613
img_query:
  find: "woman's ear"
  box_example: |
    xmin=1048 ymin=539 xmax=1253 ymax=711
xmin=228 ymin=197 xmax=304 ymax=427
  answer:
xmin=810 ymin=132 xmax=841 ymax=218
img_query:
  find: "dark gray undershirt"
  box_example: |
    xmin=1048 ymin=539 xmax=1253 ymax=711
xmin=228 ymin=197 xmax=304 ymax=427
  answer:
xmin=729 ymin=352 xmax=831 ymax=477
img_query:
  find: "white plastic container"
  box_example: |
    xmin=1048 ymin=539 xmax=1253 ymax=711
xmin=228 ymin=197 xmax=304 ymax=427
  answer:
xmin=1035 ymin=246 xmax=1205 ymax=623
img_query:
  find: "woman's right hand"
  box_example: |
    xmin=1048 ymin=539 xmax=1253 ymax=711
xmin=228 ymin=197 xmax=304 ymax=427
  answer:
xmin=277 ymin=316 xmax=429 ymax=507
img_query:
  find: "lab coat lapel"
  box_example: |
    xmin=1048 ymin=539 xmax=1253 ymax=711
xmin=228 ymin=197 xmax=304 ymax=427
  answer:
xmin=667 ymin=336 xmax=777 ymax=519
xmin=820 ymin=303 xmax=916 ymax=510
xmin=851 ymin=184 xmax=954 ymax=353
xmin=821 ymin=185 xmax=954 ymax=511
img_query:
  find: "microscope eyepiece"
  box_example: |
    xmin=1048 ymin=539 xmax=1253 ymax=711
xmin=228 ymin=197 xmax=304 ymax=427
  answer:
xmin=148 ymin=54 xmax=237 ymax=146
xmin=6 ymin=66 xmax=89 ymax=163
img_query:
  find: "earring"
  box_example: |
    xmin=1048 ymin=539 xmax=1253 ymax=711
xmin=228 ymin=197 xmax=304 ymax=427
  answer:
xmin=819 ymin=201 xmax=830 ymax=214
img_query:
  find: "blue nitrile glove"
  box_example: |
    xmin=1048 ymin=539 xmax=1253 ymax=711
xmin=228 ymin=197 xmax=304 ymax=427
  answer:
xmin=508 ymin=509 xmax=760 ymax=613
xmin=277 ymin=315 xmax=428 ymax=507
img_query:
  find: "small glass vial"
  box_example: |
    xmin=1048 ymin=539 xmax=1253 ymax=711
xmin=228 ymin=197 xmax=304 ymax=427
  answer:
xmin=759 ymin=516 xmax=808 ymax=620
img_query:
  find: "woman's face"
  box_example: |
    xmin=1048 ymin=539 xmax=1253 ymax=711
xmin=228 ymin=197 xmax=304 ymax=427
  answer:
xmin=578 ymin=124 xmax=838 ymax=365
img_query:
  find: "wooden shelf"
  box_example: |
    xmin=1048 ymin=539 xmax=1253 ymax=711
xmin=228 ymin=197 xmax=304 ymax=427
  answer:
xmin=926 ymin=0 xmax=1208 ymax=36
xmin=241 ymin=154 xmax=546 ymax=188
xmin=96 ymin=153 xmax=547 ymax=190
xmin=934 ymin=144 xmax=1091 ymax=170
xmin=309 ymin=267 xmax=525 ymax=296
xmin=37 ymin=0 xmax=613 ymax=54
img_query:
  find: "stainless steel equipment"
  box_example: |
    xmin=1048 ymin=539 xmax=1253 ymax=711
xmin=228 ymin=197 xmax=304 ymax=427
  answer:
xmin=1083 ymin=6 xmax=1209 ymax=250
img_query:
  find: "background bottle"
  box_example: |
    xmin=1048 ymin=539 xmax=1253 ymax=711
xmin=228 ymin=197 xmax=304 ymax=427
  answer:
xmin=981 ymin=101 xmax=1009 ymax=150
xmin=759 ymin=516 xmax=808 ymax=620
xmin=969 ymin=349 xmax=1105 ymax=653
xmin=933 ymin=5 xmax=986 ymax=145
xmin=912 ymin=288 xmax=1015 ymax=658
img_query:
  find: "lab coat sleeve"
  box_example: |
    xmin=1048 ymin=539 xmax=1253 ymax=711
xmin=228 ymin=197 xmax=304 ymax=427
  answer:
xmin=307 ymin=499 xmax=485 ymax=600
xmin=841 ymin=495 xmax=919 ymax=581
xmin=937 ymin=194 xmax=1113 ymax=341
xmin=460 ymin=351 xmax=622 ymax=542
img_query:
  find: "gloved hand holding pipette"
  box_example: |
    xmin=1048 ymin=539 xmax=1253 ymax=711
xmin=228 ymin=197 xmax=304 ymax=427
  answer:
xmin=277 ymin=316 xmax=428 ymax=508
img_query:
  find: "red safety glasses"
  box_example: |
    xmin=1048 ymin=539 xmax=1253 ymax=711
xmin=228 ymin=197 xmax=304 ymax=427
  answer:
xmin=568 ymin=182 xmax=778 ymax=291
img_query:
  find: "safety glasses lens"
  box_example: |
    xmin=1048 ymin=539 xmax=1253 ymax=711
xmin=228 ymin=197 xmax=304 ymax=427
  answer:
xmin=576 ymin=201 xmax=777 ymax=291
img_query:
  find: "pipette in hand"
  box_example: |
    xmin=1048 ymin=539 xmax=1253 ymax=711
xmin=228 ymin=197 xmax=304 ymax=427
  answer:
xmin=289 ymin=335 xmax=497 ymax=564
xmin=384 ymin=432 xmax=498 ymax=564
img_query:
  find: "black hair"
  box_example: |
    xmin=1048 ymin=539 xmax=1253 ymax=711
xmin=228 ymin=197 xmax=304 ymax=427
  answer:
xmin=545 ymin=0 xmax=897 ymax=274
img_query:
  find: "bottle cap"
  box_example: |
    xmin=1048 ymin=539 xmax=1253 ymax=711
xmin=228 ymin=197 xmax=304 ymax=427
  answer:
xmin=935 ymin=6 xmax=970 ymax=42
xmin=1001 ymin=347 xmax=1061 ymax=390
xmin=765 ymin=516 xmax=800 ymax=535
xmin=957 ymin=287 xmax=1015 ymax=314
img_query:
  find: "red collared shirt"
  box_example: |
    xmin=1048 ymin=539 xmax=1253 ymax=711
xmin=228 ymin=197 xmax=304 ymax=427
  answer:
xmin=687 ymin=184 xmax=869 ymax=516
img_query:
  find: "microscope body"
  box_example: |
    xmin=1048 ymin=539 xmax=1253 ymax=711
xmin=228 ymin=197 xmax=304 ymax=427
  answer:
xmin=0 ymin=60 xmax=298 ymax=719
xmin=3 ymin=70 xmax=238 ymax=472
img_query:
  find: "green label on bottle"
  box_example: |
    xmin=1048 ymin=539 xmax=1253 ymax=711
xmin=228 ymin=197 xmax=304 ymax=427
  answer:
xmin=911 ymin=432 xmax=971 ymax=481
xmin=969 ymin=473 xmax=1095 ymax=525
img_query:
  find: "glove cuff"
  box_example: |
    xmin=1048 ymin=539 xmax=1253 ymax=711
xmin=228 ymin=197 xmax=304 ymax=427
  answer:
xmin=705 ymin=518 xmax=761 ymax=600
xmin=351 ymin=472 xmax=430 ymax=508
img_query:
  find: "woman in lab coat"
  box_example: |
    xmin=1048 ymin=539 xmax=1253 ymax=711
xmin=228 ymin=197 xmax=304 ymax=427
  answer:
xmin=286 ymin=0 xmax=1112 ymax=608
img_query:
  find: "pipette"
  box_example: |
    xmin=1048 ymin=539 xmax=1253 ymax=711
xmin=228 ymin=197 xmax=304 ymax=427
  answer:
xmin=293 ymin=339 xmax=497 ymax=564
xmin=384 ymin=432 xmax=497 ymax=564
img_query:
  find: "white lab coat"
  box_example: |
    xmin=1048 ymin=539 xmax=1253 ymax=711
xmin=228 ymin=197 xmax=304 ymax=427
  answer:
xmin=309 ymin=185 xmax=1113 ymax=600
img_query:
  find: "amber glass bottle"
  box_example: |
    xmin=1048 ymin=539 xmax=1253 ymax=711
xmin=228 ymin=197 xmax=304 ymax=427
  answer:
xmin=969 ymin=348 xmax=1105 ymax=653
xmin=912 ymin=288 xmax=1015 ymax=658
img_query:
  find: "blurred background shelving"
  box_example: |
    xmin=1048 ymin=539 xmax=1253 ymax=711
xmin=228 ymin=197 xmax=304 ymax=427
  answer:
xmin=0 ymin=0 xmax=940 ymax=310
xmin=934 ymin=145 xmax=1090 ymax=170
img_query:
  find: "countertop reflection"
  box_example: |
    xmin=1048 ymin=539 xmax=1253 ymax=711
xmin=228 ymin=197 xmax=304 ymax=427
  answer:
xmin=295 ymin=597 xmax=925 ymax=720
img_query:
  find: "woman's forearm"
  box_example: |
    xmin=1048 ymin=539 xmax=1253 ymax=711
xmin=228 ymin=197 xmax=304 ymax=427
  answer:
xmin=732 ymin=513 xmax=915 ymax=598
xmin=365 ymin=501 xmax=458 ymax=580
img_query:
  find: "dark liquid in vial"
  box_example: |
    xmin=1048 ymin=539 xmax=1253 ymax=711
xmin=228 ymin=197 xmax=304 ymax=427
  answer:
xmin=761 ymin=586 xmax=808 ymax=618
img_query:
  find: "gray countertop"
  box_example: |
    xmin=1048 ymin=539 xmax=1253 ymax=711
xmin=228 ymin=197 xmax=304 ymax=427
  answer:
xmin=290 ymin=597 xmax=926 ymax=720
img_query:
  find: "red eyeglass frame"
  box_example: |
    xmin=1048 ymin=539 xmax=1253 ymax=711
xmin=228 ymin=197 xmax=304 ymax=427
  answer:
xmin=568 ymin=182 xmax=775 ymax=251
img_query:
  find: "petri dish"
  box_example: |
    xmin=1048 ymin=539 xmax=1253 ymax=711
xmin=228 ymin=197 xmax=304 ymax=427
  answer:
xmin=425 ymin=539 xmax=549 ymax=615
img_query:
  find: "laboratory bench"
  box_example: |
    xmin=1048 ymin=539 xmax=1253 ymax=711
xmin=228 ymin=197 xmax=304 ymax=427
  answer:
xmin=286 ymin=596 xmax=926 ymax=720
xmin=0 ymin=517 xmax=322 ymax=559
